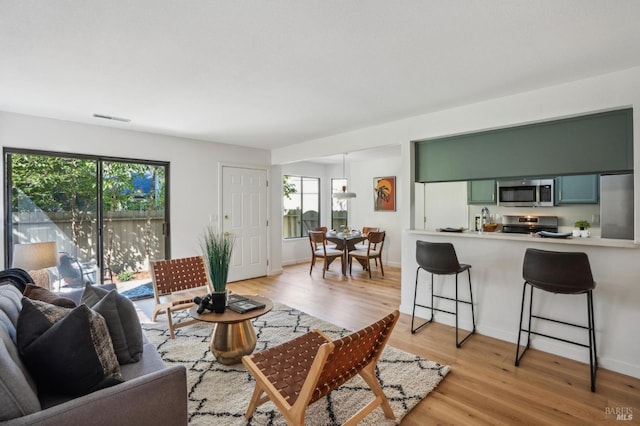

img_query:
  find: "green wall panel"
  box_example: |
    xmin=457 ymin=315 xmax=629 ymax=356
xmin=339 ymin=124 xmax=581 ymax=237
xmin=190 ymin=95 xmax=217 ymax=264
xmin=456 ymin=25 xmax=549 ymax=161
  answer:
xmin=415 ymin=109 xmax=633 ymax=183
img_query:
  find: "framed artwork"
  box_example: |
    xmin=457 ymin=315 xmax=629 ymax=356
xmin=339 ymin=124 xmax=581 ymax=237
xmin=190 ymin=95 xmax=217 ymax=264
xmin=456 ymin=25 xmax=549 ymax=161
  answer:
xmin=373 ymin=176 xmax=396 ymax=211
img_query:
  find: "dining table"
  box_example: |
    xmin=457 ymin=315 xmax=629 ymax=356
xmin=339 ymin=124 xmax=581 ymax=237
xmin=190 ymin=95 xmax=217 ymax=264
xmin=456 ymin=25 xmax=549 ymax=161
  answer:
xmin=325 ymin=231 xmax=367 ymax=275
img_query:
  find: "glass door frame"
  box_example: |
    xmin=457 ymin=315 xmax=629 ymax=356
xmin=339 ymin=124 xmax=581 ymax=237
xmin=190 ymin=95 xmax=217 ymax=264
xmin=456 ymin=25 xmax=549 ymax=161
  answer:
xmin=3 ymin=147 xmax=171 ymax=281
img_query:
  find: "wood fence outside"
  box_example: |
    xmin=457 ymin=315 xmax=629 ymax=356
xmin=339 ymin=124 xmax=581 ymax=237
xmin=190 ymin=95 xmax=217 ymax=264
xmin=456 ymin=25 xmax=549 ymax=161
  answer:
xmin=12 ymin=210 xmax=165 ymax=275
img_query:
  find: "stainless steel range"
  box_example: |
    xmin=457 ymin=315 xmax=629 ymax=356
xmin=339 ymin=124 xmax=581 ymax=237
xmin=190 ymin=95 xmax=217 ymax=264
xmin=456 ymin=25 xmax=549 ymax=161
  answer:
xmin=501 ymin=215 xmax=558 ymax=234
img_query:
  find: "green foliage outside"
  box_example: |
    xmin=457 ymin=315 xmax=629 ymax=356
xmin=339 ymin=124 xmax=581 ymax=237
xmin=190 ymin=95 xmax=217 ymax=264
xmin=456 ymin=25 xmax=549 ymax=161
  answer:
xmin=12 ymin=154 xmax=165 ymax=214
xmin=11 ymin=153 xmax=166 ymax=272
xmin=117 ymin=270 xmax=136 ymax=282
xmin=11 ymin=155 xmax=97 ymax=213
xmin=283 ymin=175 xmax=297 ymax=200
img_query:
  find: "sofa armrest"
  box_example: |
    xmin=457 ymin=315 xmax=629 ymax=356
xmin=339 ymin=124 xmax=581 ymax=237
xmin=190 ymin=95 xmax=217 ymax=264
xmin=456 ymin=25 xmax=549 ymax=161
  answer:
xmin=4 ymin=365 xmax=187 ymax=426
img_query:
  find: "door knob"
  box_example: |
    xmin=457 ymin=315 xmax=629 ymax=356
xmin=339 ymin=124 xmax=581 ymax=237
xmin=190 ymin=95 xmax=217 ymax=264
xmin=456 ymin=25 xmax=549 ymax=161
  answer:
xmin=224 ymin=215 xmax=229 ymax=219
xmin=224 ymin=232 xmax=231 ymax=237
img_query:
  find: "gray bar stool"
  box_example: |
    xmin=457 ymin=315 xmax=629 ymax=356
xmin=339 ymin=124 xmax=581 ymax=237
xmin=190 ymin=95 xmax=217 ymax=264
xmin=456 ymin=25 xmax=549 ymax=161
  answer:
xmin=411 ymin=240 xmax=476 ymax=347
xmin=515 ymin=248 xmax=598 ymax=392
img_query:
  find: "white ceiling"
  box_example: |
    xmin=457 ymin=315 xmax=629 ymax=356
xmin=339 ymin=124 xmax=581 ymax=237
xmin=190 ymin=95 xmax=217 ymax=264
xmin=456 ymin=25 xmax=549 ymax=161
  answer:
xmin=2 ymin=1 xmax=640 ymax=151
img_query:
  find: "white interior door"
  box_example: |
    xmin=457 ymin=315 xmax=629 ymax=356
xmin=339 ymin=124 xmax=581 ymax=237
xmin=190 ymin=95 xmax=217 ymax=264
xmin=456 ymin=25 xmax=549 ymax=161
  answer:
xmin=222 ymin=166 xmax=268 ymax=281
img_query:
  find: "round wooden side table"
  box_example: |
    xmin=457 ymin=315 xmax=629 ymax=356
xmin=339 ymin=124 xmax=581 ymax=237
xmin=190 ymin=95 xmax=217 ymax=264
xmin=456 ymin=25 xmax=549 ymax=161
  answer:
xmin=189 ymin=295 xmax=273 ymax=365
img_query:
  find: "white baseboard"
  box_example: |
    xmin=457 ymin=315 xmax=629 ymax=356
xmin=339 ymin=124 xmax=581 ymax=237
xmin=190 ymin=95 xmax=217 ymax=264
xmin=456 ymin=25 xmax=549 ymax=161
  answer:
xmin=281 ymin=258 xmax=312 ymax=267
xmin=399 ymin=302 xmax=640 ymax=379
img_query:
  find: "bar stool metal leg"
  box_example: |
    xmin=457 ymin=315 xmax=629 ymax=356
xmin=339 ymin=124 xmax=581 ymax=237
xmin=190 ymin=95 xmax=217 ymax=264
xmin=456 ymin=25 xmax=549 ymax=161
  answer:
xmin=412 ymin=267 xmax=475 ymax=347
xmin=457 ymin=268 xmax=476 ymax=347
xmin=454 ymin=269 xmax=475 ymax=347
xmin=587 ymin=290 xmax=598 ymax=391
xmin=515 ymin=282 xmax=534 ymax=366
xmin=411 ymin=267 xmax=433 ymax=333
xmin=515 ymin=283 xmax=598 ymax=392
xmin=455 ymin=273 xmax=458 ymax=345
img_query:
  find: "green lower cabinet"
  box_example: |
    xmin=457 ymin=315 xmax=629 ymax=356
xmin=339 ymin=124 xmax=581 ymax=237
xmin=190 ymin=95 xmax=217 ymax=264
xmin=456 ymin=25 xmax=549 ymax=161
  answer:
xmin=555 ymin=175 xmax=599 ymax=204
xmin=467 ymin=180 xmax=496 ymax=205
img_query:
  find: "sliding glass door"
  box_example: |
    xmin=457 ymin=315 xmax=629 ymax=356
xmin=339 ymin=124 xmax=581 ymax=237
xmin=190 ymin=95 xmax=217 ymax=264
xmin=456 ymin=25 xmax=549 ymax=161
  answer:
xmin=8 ymin=152 xmax=99 ymax=286
xmin=5 ymin=149 xmax=169 ymax=288
xmin=101 ymin=160 xmax=166 ymax=282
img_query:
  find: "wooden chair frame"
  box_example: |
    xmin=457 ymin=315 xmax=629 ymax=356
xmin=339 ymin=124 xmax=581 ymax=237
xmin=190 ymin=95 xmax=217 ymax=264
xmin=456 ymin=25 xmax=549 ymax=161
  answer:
xmin=150 ymin=255 xmax=214 ymax=338
xmin=355 ymin=227 xmax=381 ymax=265
xmin=309 ymin=231 xmax=343 ymax=278
xmin=311 ymin=226 xmax=337 ymax=249
xmin=243 ymin=310 xmax=399 ymax=425
xmin=349 ymin=231 xmax=385 ymax=278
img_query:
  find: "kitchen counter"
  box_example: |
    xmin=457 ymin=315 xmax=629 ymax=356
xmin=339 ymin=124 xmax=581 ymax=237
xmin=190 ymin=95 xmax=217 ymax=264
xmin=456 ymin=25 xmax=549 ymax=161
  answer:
xmin=408 ymin=229 xmax=639 ymax=249
xmin=401 ymin=228 xmax=640 ymax=379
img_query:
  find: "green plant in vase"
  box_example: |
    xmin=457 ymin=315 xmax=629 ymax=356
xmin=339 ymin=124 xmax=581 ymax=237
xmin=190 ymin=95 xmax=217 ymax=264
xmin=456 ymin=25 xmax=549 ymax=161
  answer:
xmin=574 ymin=220 xmax=591 ymax=230
xmin=201 ymin=226 xmax=235 ymax=312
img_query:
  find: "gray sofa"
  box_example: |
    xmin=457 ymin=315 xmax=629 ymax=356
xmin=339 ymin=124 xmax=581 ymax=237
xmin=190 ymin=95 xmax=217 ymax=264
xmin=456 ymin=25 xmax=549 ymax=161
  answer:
xmin=0 ymin=282 xmax=188 ymax=425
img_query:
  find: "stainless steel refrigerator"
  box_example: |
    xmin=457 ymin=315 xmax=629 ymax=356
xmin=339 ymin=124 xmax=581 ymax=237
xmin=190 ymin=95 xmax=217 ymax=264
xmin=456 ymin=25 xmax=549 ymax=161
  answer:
xmin=600 ymin=173 xmax=634 ymax=240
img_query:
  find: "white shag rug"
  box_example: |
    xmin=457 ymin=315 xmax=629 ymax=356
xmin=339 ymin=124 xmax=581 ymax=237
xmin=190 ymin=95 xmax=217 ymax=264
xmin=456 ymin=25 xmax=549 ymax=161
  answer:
xmin=141 ymin=303 xmax=450 ymax=425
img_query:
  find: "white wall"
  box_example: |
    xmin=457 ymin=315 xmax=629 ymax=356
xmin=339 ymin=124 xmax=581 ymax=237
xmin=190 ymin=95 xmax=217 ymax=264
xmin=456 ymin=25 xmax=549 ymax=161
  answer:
xmin=272 ymin=65 xmax=640 ymax=252
xmin=273 ymin=66 xmax=640 ymax=239
xmin=4 ymin=64 xmax=640 ymax=376
xmin=272 ymin=65 xmax=640 ymax=378
xmin=349 ymin=155 xmax=402 ymax=267
xmin=0 ymin=111 xmax=272 ymax=269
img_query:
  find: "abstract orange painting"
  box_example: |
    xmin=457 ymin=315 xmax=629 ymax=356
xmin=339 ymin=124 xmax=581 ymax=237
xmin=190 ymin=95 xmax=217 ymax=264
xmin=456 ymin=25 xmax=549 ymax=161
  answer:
xmin=374 ymin=176 xmax=396 ymax=211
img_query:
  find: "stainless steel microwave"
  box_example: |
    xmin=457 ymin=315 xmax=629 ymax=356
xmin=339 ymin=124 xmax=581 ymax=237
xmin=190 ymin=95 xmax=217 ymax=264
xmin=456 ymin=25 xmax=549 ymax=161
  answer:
xmin=497 ymin=179 xmax=554 ymax=207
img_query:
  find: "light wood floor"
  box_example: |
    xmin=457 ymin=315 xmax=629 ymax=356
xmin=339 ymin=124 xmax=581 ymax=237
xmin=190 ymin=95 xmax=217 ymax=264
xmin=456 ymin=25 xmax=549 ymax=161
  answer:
xmin=136 ymin=262 xmax=640 ymax=425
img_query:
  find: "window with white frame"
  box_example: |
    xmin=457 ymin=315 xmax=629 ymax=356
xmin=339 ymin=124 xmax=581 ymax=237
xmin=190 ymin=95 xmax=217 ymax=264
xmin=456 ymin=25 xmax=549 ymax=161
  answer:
xmin=282 ymin=175 xmax=320 ymax=238
xmin=331 ymin=178 xmax=348 ymax=231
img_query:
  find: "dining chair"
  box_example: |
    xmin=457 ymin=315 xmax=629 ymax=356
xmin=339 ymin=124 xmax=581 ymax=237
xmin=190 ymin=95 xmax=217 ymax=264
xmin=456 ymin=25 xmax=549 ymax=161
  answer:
xmin=355 ymin=227 xmax=379 ymax=248
xmin=355 ymin=227 xmax=380 ymax=263
xmin=348 ymin=231 xmax=385 ymax=278
xmin=312 ymin=226 xmax=336 ymax=249
xmin=308 ymin=231 xmax=343 ymax=278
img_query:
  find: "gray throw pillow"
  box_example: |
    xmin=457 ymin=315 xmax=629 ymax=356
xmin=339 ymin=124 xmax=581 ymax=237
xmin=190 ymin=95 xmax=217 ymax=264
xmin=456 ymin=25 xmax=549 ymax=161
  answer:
xmin=81 ymin=284 xmax=143 ymax=364
xmin=17 ymin=299 xmax=123 ymax=397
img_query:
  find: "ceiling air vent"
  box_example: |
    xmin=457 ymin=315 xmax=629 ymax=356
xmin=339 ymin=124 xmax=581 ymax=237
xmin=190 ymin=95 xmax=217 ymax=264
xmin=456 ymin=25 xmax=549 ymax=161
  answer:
xmin=93 ymin=113 xmax=131 ymax=123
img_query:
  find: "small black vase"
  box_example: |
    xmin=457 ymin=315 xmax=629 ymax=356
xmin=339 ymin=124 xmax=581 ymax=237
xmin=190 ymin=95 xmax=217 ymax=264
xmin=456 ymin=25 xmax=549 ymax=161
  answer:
xmin=211 ymin=291 xmax=227 ymax=313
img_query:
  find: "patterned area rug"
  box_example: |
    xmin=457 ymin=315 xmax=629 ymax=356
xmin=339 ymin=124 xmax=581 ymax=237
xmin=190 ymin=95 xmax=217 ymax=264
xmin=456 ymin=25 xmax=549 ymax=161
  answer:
xmin=141 ymin=303 xmax=450 ymax=425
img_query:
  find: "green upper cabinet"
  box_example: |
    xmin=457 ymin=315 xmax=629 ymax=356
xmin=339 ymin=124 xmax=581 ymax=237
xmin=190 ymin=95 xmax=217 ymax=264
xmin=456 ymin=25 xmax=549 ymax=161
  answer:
xmin=467 ymin=180 xmax=496 ymax=205
xmin=555 ymin=175 xmax=599 ymax=204
xmin=415 ymin=108 xmax=632 ymax=183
